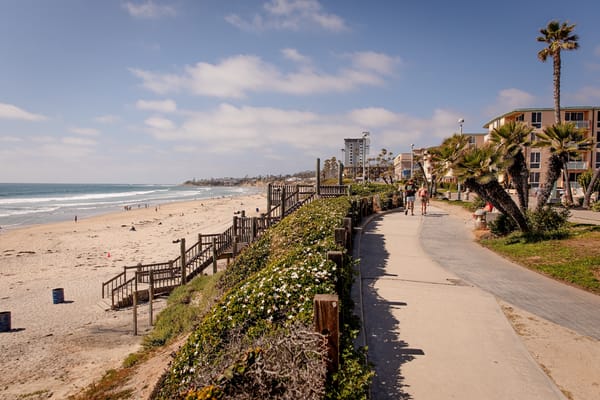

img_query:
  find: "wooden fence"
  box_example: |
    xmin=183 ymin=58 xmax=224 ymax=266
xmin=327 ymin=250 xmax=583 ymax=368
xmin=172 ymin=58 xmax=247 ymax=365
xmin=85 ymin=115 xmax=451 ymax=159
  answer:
xmin=102 ymin=183 xmax=349 ymax=310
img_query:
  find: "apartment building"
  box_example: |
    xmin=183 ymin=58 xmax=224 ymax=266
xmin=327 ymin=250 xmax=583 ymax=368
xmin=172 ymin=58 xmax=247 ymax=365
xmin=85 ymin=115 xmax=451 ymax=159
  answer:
xmin=343 ymin=137 xmax=370 ymax=179
xmin=483 ymin=107 xmax=600 ymax=190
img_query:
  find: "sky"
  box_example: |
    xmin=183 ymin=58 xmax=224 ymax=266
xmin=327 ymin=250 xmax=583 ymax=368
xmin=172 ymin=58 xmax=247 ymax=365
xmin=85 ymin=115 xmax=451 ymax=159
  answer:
xmin=2 ymin=0 xmax=600 ymax=184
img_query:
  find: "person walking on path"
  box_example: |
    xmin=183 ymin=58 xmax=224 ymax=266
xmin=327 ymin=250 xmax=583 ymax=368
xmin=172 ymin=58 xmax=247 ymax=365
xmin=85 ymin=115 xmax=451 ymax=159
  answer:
xmin=417 ymin=184 xmax=429 ymax=215
xmin=404 ymin=179 xmax=416 ymax=215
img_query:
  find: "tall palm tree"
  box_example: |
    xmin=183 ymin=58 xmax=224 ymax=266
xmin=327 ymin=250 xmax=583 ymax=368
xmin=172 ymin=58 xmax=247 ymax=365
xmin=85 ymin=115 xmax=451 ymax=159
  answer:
xmin=453 ymin=145 xmax=530 ymax=232
xmin=534 ymin=122 xmax=591 ymax=208
xmin=537 ymin=20 xmax=579 ymax=124
xmin=489 ymin=121 xmax=533 ymax=213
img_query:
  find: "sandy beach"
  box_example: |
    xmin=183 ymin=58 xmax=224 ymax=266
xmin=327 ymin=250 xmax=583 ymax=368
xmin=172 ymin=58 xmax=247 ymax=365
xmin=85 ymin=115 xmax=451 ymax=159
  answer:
xmin=0 ymin=193 xmax=266 ymax=400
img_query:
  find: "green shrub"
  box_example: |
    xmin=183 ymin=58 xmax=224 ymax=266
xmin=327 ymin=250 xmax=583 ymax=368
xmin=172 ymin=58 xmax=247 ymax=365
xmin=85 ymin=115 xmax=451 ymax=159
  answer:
xmin=528 ymin=207 xmax=570 ymax=233
xmin=153 ymin=197 xmax=373 ymax=399
xmin=488 ymin=212 xmax=518 ymax=236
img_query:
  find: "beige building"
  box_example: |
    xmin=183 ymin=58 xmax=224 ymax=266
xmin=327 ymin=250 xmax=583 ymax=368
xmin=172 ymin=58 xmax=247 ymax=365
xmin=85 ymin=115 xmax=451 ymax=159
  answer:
xmin=483 ymin=107 xmax=600 ymax=191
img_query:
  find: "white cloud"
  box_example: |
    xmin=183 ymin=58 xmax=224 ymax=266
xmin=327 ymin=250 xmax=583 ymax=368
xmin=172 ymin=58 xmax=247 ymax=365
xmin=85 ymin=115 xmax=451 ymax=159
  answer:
xmin=0 ymin=136 xmax=22 ymax=143
xmin=140 ymin=103 xmax=463 ymax=160
xmin=62 ymin=136 xmax=97 ymax=146
xmin=484 ymin=88 xmax=537 ymax=117
xmin=94 ymin=114 xmax=120 ymax=124
xmin=136 ymin=99 xmax=177 ymax=113
xmin=122 ymin=1 xmax=176 ymax=19
xmin=349 ymin=52 xmax=400 ymax=75
xmin=131 ymin=51 xmax=398 ymax=98
xmin=225 ymin=0 xmax=347 ymax=33
xmin=69 ymin=127 xmax=100 ymax=136
xmin=0 ymin=103 xmax=46 ymax=121
xmin=144 ymin=116 xmax=176 ymax=130
xmin=282 ymin=48 xmax=312 ymax=65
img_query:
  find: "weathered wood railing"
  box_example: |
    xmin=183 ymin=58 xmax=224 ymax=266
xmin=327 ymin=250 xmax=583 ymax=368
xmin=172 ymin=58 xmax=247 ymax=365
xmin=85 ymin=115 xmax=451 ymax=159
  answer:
xmin=102 ymin=183 xmax=349 ymax=310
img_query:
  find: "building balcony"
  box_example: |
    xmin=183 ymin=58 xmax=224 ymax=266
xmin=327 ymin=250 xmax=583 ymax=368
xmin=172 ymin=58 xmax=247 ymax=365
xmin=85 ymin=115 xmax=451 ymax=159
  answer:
xmin=566 ymin=120 xmax=591 ymax=129
xmin=566 ymin=161 xmax=587 ymax=170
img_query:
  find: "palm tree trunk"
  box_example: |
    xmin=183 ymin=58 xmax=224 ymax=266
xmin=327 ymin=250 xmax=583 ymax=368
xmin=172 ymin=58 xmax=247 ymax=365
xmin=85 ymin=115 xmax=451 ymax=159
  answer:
xmin=536 ymin=155 xmax=563 ymax=210
xmin=553 ymin=53 xmax=561 ymax=124
xmin=507 ymin=151 xmax=529 ymax=213
xmin=583 ymin=168 xmax=600 ymax=208
xmin=563 ymin=162 xmax=574 ymax=205
xmin=463 ymin=178 xmax=530 ymax=233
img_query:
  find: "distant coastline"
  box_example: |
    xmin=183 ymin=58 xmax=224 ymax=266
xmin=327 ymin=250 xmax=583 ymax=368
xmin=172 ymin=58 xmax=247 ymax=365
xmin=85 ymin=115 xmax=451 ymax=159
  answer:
xmin=0 ymin=183 xmax=262 ymax=230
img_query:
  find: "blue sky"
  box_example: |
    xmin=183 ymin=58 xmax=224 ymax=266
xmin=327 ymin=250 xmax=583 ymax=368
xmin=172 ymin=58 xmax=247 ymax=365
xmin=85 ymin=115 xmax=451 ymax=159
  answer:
xmin=2 ymin=0 xmax=600 ymax=183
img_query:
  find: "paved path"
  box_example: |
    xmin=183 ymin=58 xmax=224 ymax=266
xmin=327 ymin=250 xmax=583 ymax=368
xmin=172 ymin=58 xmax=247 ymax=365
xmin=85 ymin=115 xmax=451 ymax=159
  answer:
xmin=356 ymin=207 xmax=567 ymax=399
xmin=420 ymin=208 xmax=600 ymax=340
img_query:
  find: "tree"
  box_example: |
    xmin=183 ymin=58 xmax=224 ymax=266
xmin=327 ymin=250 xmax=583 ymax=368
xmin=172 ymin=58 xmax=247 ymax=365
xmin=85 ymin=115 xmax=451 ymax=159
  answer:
xmin=428 ymin=134 xmax=471 ymax=190
xmin=489 ymin=121 xmax=533 ymax=213
xmin=373 ymin=148 xmax=395 ymax=184
xmin=533 ymin=123 xmax=591 ymax=208
xmin=452 ymin=145 xmax=530 ymax=233
xmin=537 ymin=20 xmax=579 ymax=124
xmin=580 ymin=169 xmax=600 ymax=208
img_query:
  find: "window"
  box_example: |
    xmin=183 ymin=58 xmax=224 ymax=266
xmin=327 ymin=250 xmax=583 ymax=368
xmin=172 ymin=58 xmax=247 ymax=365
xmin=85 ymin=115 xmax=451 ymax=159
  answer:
xmin=565 ymin=112 xmax=584 ymax=121
xmin=515 ymin=113 xmax=524 ymax=122
xmin=531 ymin=112 xmax=542 ymax=128
xmin=597 ymin=111 xmax=600 ymax=128
xmin=530 ymin=152 xmax=541 ymax=169
xmin=596 ymin=152 xmax=600 ymax=169
xmin=530 ymin=172 xmax=540 ymax=187
xmin=597 ymin=131 xmax=600 ymax=148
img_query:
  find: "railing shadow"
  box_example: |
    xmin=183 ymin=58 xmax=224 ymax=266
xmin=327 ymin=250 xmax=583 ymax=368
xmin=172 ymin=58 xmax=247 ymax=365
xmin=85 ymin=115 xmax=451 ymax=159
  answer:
xmin=359 ymin=218 xmax=421 ymax=400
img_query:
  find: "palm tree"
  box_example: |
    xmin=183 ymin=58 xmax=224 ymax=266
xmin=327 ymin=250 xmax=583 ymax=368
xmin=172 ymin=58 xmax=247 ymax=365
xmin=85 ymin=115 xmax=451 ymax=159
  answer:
xmin=428 ymin=134 xmax=471 ymax=197
xmin=534 ymin=123 xmax=591 ymax=208
xmin=489 ymin=121 xmax=533 ymax=213
xmin=537 ymin=20 xmax=579 ymax=124
xmin=453 ymin=145 xmax=530 ymax=232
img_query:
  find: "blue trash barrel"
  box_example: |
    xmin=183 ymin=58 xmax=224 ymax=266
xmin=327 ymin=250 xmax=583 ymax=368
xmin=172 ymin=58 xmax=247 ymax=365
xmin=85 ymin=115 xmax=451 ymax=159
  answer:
xmin=52 ymin=288 xmax=64 ymax=304
xmin=0 ymin=311 xmax=11 ymax=332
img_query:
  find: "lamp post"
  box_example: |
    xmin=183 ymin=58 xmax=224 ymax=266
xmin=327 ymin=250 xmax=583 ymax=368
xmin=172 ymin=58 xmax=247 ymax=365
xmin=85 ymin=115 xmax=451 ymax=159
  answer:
xmin=457 ymin=118 xmax=464 ymax=200
xmin=362 ymin=132 xmax=370 ymax=183
xmin=410 ymin=143 xmax=414 ymax=179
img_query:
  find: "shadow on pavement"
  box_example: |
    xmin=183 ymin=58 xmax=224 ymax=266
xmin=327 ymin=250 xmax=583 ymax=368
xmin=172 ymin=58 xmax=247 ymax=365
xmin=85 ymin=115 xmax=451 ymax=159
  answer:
xmin=360 ymin=218 xmax=423 ymax=400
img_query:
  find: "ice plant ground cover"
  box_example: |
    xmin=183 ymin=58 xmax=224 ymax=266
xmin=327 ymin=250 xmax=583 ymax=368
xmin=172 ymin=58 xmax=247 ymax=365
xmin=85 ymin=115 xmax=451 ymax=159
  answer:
xmin=152 ymin=196 xmax=373 ymax=399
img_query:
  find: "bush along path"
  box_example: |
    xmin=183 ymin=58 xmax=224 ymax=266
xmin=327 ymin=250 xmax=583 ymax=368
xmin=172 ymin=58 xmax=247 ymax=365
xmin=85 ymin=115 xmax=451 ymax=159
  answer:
xmin=151 ymin=196 xmax=374 ymax=400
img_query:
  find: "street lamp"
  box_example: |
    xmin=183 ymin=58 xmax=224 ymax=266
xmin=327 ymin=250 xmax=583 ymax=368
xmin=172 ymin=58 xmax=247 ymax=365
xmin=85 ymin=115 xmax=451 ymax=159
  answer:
xmin=457 ymin=118 xmax=464 ymax=200
xmin=362 ymin=132 xmax=370 ymax=183
xmin=410 ymin=143 xmax=414 ymax=179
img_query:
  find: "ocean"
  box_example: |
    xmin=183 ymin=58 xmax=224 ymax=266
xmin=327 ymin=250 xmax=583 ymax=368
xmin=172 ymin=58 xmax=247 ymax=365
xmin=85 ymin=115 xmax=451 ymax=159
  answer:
xmin=0 ymin=183 xmax=261 ymax=229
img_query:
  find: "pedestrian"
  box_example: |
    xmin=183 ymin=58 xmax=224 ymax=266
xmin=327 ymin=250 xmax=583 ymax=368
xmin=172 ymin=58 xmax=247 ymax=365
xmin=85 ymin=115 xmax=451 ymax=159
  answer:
xmin=417 ymin=184 xmax=429 ymax=215
xmin=74 ymin=215 xmax=77 ymax=223
xmin=404 ymin=179 xmax=416 ymax=216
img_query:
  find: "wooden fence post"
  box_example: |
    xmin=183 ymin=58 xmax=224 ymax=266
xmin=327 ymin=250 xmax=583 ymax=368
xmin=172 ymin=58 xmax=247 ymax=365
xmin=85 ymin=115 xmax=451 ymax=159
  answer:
xmin=343 ymin=217 xmax=353 ymax=251
xmin=251 ymin=217 xmax=257 ymax=241
xmin=266 ymin=183 xmax=272 ymax=218
xmin=314 ymin=294 xmax=339 ymax=373
xmin=338 ymin=161 xmax=343 ymax=186
xmin=233 ymin=215 xmax=238 ymax=238
xmin=316 ymin=158 xmax=321 ymax=196
xmin=232 ymin=235 xmax=238 ymax=259
xmin=212 ymin=237 xmax=218 ymax=274
xmin=334 ymin=228 xmax=346 ymax=249
xmin=180 ymin=238 xmax=186 ymax=285
xmin=133 ymin=272 xmax=138 ymax=336
xmin=149 ymin=271 xmax=154 ymax=326
xmin=198 ymin=233 xmax=203 ymax=253
xmin=281 ymin=186 xmax=286 ymax=218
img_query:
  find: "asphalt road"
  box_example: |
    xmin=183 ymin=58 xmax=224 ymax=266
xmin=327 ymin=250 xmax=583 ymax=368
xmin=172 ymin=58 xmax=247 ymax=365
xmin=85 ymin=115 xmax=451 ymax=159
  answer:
xmin=420 ymin=206 xmax=600 ymax=340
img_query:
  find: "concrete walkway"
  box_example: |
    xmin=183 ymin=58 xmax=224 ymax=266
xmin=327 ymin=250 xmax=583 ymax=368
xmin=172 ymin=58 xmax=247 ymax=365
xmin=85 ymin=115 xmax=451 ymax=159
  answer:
xmin=356 ymin=207 xmax=567 ymax=400
xmin=421 ymin=207 xmax=600 ymax=340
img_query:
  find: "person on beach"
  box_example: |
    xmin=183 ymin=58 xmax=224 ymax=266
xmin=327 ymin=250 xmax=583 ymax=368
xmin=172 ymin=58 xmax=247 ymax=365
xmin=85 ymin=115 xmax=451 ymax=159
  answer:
xmin=404 ymin=179 xmax=416 ymax=215
xmin=417 ymin=185 xmax=429 ymax=215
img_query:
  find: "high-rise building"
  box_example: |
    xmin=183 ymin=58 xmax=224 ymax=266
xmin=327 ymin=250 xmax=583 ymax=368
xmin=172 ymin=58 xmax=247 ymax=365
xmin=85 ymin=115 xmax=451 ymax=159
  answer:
xmin=344 ymin=137 xmax=370 ymax=179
